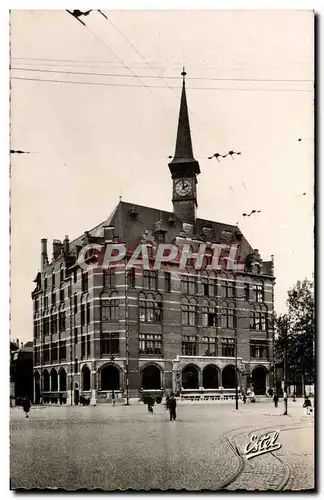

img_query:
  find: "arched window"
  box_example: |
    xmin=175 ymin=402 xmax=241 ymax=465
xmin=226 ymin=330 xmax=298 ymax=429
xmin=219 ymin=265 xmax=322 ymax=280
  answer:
xmin=141 ymin=365 xmax=161 ymax=390
xmin=82 ymin=365 xmax=91 ymax=391
xmin=101 ymin=365 xmax=120 ymax=391
xmin=182 ymin=365 xmax=199 ymax=389
xmin=52 ymin=270 xmax=55 ymax=288
xmin=203 ymin=365 xmax=219 ymax=389
xmin=50 ymin=368 xmax=58 ymax=392
xmin=60 ymin=266 xmax=64 ymax=283
xmin=43 ymin=369 xmax=50 ymax=392
xmin=59 ymin=368 xmax=67 ymax=392
xmin=101 ymin=293 xmax=119 ymax=321
xmin=222 ymin=365 xmax=237 ymax=389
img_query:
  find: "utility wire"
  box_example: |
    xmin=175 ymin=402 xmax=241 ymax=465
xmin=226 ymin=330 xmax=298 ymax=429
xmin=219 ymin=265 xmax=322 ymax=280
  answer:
xmin=11 ymin=76 xmax=312 ymax=92
xmin=10 ymin=66 xmax=313 ymax=84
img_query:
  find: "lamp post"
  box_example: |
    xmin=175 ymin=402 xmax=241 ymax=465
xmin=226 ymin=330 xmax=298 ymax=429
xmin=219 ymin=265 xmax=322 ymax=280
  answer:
xmin=283 ymin=321 xmax=288 ymax=415
xmin=235 ymin=315 xmax=239 ymax=410
xmin=124 ymin=266 xmax=130 ymax=405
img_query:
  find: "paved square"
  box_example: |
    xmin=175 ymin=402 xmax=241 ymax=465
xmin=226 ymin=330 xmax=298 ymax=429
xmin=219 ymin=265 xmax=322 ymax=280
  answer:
xmin=10 ymin=400 xmax=314 ymax=490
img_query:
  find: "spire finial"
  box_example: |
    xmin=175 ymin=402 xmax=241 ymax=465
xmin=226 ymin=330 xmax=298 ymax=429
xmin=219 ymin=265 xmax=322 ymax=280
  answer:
xmin=181 ymin=67 xmax=186 ymax=84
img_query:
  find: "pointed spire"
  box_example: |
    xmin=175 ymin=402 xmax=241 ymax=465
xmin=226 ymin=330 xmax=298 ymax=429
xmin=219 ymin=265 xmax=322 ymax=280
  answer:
xmin=169 ymin=68 xmax=197 ymax=164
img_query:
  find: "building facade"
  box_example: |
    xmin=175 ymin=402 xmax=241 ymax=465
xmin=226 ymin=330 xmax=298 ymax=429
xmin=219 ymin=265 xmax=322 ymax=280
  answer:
xmin=32 ymin=72 xmax=275 ymax=405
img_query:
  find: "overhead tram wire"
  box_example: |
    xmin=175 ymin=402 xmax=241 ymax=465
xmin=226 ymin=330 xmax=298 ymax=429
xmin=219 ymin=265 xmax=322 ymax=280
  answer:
xmin=11 ymin=76 xmax=312 ymax=92
xmin=10 ymin=66 xmax=313 ymax=85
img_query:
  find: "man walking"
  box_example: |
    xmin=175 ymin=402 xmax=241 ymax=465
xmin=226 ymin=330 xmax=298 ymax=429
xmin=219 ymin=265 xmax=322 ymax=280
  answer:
xmin=23 ymin=397 xmax=31 ymax=418
xmin=168 ymin=393 xmax=177 ymax=421
xmin=273 ymin=392 xmax=279 ymax=408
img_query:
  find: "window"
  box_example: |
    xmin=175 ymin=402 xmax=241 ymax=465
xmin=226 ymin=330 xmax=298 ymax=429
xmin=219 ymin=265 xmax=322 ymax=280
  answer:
xmin=87 ymin=302 xmax=90 ymax=325
xmin=59 ymin=311 xmax=66 ymax=333
xmin=222 ymin=280 xmax=235 ymax=298
xmin=52 ymin=272 xmax=55 ymax=288
xmin=86 ymin=335 xmax=91 ymax=358
xmin=43 ymin=344 xmax=50 ymax=363
xmin=182 ymin=336 xmax=197 ymax=356
xmin=59 ymin=287 xmax=64 ymax=303
xmin=60 ymin=268 xmax=64 ymax=283
xmin=51 ymin=315 xmax=57 ymax=335
xmin=244 ymin=283 xmax=250 ymax=301
xmin=44 ymin=277 xmax=47 ymax=291
xmin=59 ymin=341 xmax=66 ymax=361
xmin=74 ymin=358 xmax=79 ymax=373
xmin=74 ymin=327 xmax=78 ymax=344
xmin=253 ymin=283 xmax=264 ymax=303
xmin=181 ymin=298 xmax=197 ymax=325
xmin=202 ymin=337 xmax=217 ymax=356
xmin=81 ymin=304 xmax=85 ymax=326
xmin=34 ymin=298 xmax=39 ymax=313
xmin=143 ymin=270 xmax=157 ymax=290
xmin=201 ymin=276 xmax=217 ymax=297
xmin=127 ymin=268 xmax=136 ymax=287
xmin=103 ymin=269 xmax=115 ymax=289
xmin=139 ymin=334 xmax=162 ymax=355
xmin=202 ymin=300 xmax=217 ymax=327
xmin=44 ymin=296 xmax=48 ymax=309
xmin=82 ymin=272 xmax=88 ymax=293
xmin=73 ymin=268 xmax=77 ymax=284
xmin=250 ymin=306 xmax=267 ymax=331
xmin=164 ymin=271 xmax=171 ymax=292
xmin=34 ymin=321 xmax=40 ymax=338
xmin=250 ymin=341 xmax=268 ymax=359
xmin=100 ymin=332 xmax=119 ymax=356
xmin=221 ymin=304 xmax=236 ymax=329
xmin=34 ymin=347 xmax=40 ymax=365
xmin=81 ymin=336 xmax=86 ymax=359
xmin=43 ymin=317 xmax=50 ymax=336
xmin=181 ymin=274 xmax=197 ymax=295
xmin=101 ymin=294 xmax=119 ymax=321
xmin=51 ymin=343 xmax=58 ymax=362
xmin=74 ymin=295 xmax=78 ymax=315
xmin=222 ymin=338 xmax=235 ymax=357
xmin=51 ymin=292 xmax=56 ymax=307
xmin=138 ymin=293 xmax=162 ymax=323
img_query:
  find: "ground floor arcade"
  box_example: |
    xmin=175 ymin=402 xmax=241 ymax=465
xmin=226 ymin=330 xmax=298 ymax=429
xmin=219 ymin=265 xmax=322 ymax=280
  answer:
xmin=33 ymin=356 xmax=271 ymax=405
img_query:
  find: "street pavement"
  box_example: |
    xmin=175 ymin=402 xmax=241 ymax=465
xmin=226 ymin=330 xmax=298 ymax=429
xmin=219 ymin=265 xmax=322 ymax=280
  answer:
xmin=10 ymin=399 xmax=314 ymax=491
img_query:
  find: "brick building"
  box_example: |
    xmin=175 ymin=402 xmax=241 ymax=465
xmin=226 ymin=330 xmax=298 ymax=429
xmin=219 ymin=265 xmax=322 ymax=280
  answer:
xmin=32 ymin=71 xmax=275 ymax=405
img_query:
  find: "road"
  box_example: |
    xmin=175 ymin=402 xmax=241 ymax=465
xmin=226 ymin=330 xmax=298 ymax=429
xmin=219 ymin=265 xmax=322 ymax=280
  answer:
xmin=10 ymin=399 xmax=314 ymax=491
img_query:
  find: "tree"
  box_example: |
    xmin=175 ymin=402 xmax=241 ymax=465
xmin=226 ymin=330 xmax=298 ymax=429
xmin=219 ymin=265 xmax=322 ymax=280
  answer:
xmin=275 ymin=279 xmax=315 ymax=391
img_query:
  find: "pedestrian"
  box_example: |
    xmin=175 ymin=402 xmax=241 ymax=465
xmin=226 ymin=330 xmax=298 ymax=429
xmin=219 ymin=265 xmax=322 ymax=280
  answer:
xmin=273 ymin=393 xmax=279 ymax=408
xmin=147 ymin=395 xmax=154 ymax=414
xmin=303 ymin=395 xmax=312 ymax=415
xmin=168 ymin=393 xmax=177 ymax=421
xmin=112 ymin=391 xmax=116 ymax=407
xmin=165 ymin=394 xmax=170 ymax=410
xmin=242 ymin=394 xmax=247 ymax=404
xmin=23 ymin=396 xmax=31 ymax=418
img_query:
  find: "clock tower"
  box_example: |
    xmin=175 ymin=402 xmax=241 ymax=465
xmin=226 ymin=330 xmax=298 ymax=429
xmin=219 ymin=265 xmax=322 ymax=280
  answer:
xmin=168 ymin=69 xmax=200 ymax=226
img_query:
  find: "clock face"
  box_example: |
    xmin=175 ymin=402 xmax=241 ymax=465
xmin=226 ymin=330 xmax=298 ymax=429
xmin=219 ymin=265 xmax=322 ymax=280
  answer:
xmin=175 ymin=179 xmax=193 ymax=197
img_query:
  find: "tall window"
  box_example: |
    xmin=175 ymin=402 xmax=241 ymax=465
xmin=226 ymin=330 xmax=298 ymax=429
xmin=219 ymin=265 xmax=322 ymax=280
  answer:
xmin=100 ymin=332 xmax=119 ymax=355
xmin=201 ymin=275 xmax=217 ymax=297
xmin=43 ymin=317 xmax=50 ymax=336
xmin=221 ymin=280 xmax=235 ymax=298
xmin=52 ymin=272 xmax=55 ymax=288
xmin=44 ymin=277 xmax=48 ymax=291
xmin=139 ymin=334 xmax=162 ymax=355
xmin=182 ymin=336 xmax=197 ymax=356
xmin=34 ymin=321 xmax=40 ymax=338
xmin=143 ymin=270 xmax=157 ymax=290
xmin=43 ymin=344 xmax=50 ymax=362
xmin=82 ymin=271 xmax=88 ymax=293
xmin=101 ymin=293 xmax=119 ymax=321
xmin=250 ymin=305 xmax=267 ymax=331
xmin=51 ymin=343 xmax=58 ymax=362
xmin=44 ymin=295 xmax=49 ymax=309
xmin=86 ymin=335 xmax=91 ymax=358
xmin=87 ymin=302 xmax=90 ymax=325
xmin=250 ymin=340 xmax=268 ymax=359
xmin=59 ymin=287 xmax=64 ymax=304
xmin=51 ymin=292 xmax=56 ymax=307
xmin=244 ymin=283 xmax=250 ymax=301
xmin=221 ymin=338 xmax=235 ymax=357
xmin=73 ymin=268 xmax=77 ymax=284
xmin=74 ymin=294 xmax=78 ymax=315
xmin=34 ymin=298 xmax=39 ymax=313
xmin=34 ymin=347 xmax=40 ymax=365
xmin=51 ymin=315 xmax=57 ymax=335
xmin=59 ymin=311 xmax=66 ymax=333
xmin=202 ymin=300 xmax=217 ymax=327
xmin=103 ymin=269 xmax=115 ymax=289
xmin=164 ymin=271 xmax=171 ymax=292
xmin=138 ymin=293 xmax=162 ymax=323
xmin=81 ymin=336 xmax=86 ymax=359
xmin=221 ymin=303 xmax=236 ymax=329
xmin=182 ymin=298 xmax=197 ymax=326
xmin=181 ymin=274 xmax=197 ymax=295
xmin=127 ymin=268 xmax=136 ymax=287
xmin=60 ymin=268 xmax=64 ymax=283
xmin=59 ymin=341 xmax=66 ymax=361
xmin=202 ymin=337 xmax=217 ymax=356
xmin=253 ymin=283 xmax=264 ymax=303
xmin=74 ymin=327 xmax=78 ymax=344
xmin=81 ymin=304 xmax=86 ymax=327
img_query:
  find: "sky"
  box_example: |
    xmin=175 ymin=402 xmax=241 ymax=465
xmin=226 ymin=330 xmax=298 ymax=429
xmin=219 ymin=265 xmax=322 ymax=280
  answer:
xmin=10 ymin=9 xmax=314 ymax=343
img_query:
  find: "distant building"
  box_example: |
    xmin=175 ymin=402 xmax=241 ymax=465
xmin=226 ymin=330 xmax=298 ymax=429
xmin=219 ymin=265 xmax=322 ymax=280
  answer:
xmin=10 ymin=340 xmax=33 ymax=403
xmin=32 ymin=71 xmax=275 ymax=405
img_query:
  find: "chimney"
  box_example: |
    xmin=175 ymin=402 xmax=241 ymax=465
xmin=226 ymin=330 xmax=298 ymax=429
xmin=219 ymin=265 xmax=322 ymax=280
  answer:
xmin=52 ymin=240 xmax=62 ymax=260
xmin=270 ymin=254 xmax=275 ymax=276
xmin=63 ymin=235 xmax=70 ymax=256
xmin=41 ymin=238 xmax=48 ymax=269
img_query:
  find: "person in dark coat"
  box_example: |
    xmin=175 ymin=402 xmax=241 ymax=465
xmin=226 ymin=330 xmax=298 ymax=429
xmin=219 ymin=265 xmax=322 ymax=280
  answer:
xmin=303 ymin=396 xmax=312 ymax=415
xmin=147 ymin=396 xmax=154 ymax=414
xmin=23 ymin=397 xmax=31 ymax=418
xmin=242 ymin=394 xmax=247 ymax=404
xmin=273 ymin=393 xmax=279 ymax=408
xmin=168 ymin=393 xmax=177 ymax=421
